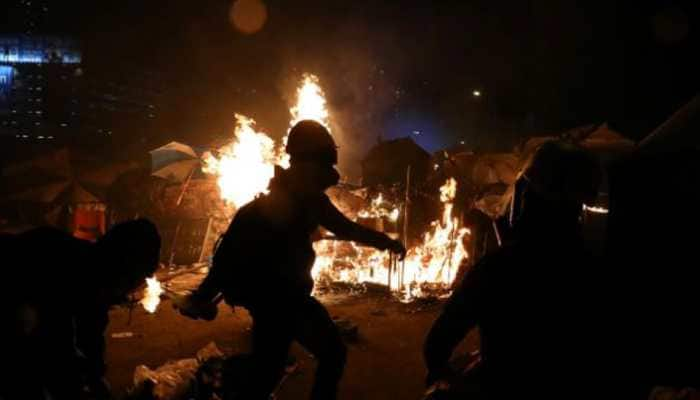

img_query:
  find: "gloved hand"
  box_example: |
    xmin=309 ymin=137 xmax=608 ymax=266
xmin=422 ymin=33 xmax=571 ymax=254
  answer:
xmin=172 ymin=293 xmax=218 ymax=321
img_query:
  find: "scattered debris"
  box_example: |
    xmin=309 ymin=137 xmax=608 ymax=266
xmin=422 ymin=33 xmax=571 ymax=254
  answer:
xmin=126 ymin=343 xmax=300 ymax=400
xmin=129 ymin=342 xmax=223 ymax=400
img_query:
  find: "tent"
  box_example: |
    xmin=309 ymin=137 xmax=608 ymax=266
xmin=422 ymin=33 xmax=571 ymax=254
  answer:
xmin=0 ymin=147 xmax=141 ymax=229
xmin=361 ymin=137 xmax=431 ymax=187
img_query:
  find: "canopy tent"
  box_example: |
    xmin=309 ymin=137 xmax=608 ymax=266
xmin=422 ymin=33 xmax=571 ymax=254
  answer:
xmin=0 ymin=147 xmax=141 ymax=227
xmin=361 ymin=137 xmax=431 ymax=187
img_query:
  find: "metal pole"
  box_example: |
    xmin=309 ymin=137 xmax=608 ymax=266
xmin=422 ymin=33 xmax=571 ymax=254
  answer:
xmin=401 ymin=165 xmax=411 ymax=292
xmin=175 ymin=168 xmax=195 ymax=207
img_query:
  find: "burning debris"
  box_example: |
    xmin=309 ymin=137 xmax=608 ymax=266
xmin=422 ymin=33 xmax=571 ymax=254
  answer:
xmin=312 ymin=178 xmax=470 ymax=301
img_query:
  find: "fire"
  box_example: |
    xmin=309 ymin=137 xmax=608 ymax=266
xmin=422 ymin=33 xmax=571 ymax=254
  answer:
xmin=357 ymin=194 xmax=400 ymax=222
xmin=203 ymin=74 xmax=470 ymax=301
xmin=202 ymin=114 xmax=285 ymax=209
xmin=204 ymin=74 xmax=331 ymax=209
xmin=141 ymin=276 xmax=164 ymax=313
xmin=290 ymin=74 xmax=331 ymax=129
xmin=312 ymin=178 xmax=470 ymax=301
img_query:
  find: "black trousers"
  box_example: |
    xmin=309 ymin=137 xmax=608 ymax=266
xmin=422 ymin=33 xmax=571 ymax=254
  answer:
xmin=242 ymin=295 xmax=347 ymax=400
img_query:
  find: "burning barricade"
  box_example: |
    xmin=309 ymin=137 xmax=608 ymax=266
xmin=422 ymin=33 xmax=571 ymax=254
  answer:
xmin=195 ymin=74 xmax=471 ymax=302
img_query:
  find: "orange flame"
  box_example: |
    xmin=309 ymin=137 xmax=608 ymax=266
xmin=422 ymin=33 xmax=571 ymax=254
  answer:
xmin=290 ymin=74 xmax=331 ymax=130
xmin=312 ymin=178 xmax=470 ymax=301
xmin=202 ymin=114 xmax=286 ymax=209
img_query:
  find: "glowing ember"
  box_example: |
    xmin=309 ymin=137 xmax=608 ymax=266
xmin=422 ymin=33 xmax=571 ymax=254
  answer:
xmin=141 ymin=276 xmax=163 ymax=313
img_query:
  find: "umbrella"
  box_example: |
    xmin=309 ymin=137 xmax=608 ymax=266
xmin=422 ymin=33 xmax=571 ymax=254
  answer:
xmin=150 ymin=142 xmax=200 ymax=182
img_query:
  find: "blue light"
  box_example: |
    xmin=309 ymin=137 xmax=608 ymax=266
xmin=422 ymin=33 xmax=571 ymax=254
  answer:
xmin=0 ymin=66 xmax=15 ymax=95
xmin=0 ymin=36 xmax=82 ymax=65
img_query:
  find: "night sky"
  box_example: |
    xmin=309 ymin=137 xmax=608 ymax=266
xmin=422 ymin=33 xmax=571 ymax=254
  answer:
xmin=4 ymin=0 xmax=698 ymax=158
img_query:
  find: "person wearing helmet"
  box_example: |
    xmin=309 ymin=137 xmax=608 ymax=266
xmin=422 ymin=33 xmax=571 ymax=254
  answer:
xmin=423 ymin=141 xmax=602 ymax=400
xmin=178 ymin=120 xmax=406 ymax=400
xmin=1 ymin=219 xmax=161 ymax=400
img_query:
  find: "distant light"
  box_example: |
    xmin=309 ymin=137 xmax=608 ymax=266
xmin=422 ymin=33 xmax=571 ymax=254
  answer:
xmin=583 ymin=205 xmax=609 ymax=214
xmin=460 ymin=140 xmax=465 ymax=145
xmin=473 ymin=90 xmax=481 ymax=97
xmin=412 ymin=130 xmax=421 ymax=135
xmin=434 ymin=164 xmax=439 ymax=171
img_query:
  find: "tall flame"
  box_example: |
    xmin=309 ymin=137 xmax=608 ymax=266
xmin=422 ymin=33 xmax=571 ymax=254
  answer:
xmin=204 ymin=75 xmax=332 ymax=209
xmin=290 ymin=74 xmax=331 ymax=129
xmin=203 ymin=114 xmax=284 ymax=209
xmin=141 ymin=276 xmax=163 ymax=314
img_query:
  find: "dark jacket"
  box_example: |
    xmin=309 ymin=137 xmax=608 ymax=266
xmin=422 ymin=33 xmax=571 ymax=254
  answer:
xmin=196 ymin=168 xmax=394 ymax=305
xmin=424 ymin=222 xmax=599 ymax=399
xmin=1 ymin=227 xmax=111 ymax=398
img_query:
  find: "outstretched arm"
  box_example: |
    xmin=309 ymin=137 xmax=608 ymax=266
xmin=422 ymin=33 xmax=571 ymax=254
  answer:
xmin=424 ymin=264 xmax=484 ymax=385
xmin=318 ymin=195 xmax=405 ymax=256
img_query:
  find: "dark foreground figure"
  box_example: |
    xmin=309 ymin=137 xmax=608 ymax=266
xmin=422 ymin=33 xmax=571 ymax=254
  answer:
xmin=0 ymin=219 xmax=161 ymax=400
xmin=606 ymin=147 xmax=700 ymax=397
xmin=178 ymin=120 xmax=405 ymax=400
xmin=424 ymin=141 xmax=603 ymax=399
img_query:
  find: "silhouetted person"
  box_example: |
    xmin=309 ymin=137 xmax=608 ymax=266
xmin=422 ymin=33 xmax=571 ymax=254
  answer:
xmin=606 ymin=147 xmax=700 ymax=397
xmin=423 ymin=141 xmax=602 ymax=399
xmin=178 ymin=120 xmax=406 ymax=400
xmin=0 ymin=219 xmax=161 ymax=400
